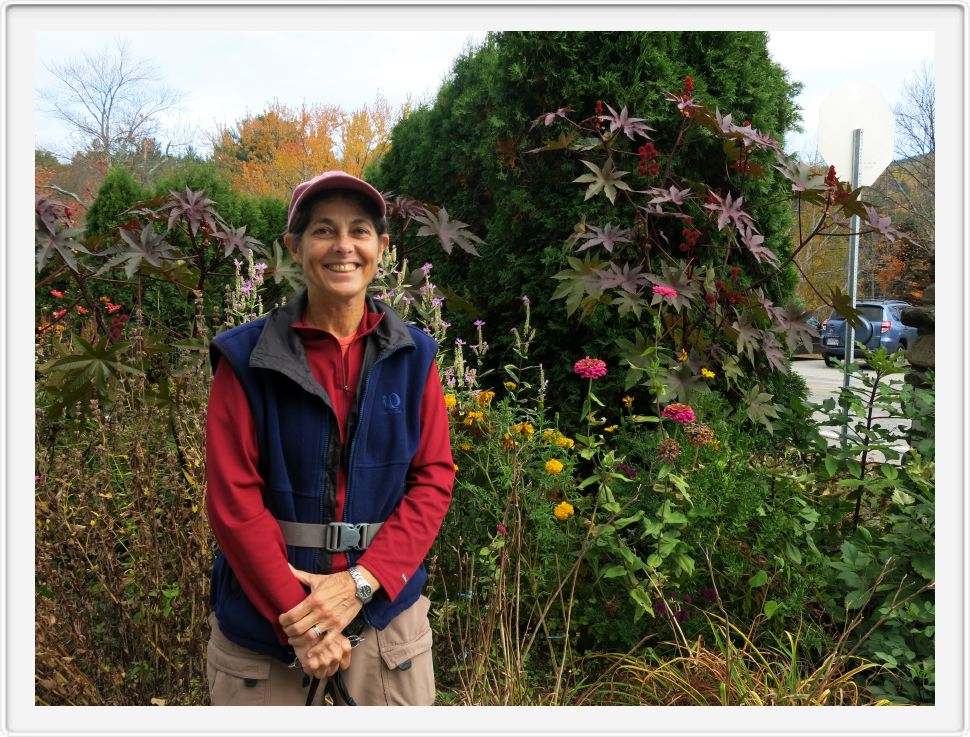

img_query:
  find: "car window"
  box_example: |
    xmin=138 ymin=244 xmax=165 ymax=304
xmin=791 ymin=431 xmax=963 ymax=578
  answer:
xmin=858 ymin=305 xmax=884 ymax=322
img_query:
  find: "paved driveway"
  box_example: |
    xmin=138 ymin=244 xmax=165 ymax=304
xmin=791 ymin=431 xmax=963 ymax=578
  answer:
xmin=790 ymin=357 xmax=911 ymax=458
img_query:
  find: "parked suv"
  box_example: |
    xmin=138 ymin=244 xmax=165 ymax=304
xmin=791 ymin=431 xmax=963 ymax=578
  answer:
xmin=820 ymin=299 xmax=917 ymax=367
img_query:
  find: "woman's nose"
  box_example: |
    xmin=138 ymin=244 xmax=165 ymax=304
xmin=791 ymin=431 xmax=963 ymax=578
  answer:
xmin=332 ymin=231 xmax=354 ymax=251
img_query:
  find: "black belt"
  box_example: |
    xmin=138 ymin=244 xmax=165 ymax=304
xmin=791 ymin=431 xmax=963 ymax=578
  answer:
xmin=278 ymin=521 xmax=383 ymax=552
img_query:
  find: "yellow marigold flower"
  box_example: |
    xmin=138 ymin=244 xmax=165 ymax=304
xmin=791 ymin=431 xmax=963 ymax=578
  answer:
xmin=556 ymin=436 xmax=575 ymax=449
xmin=502 ymin=433 xmax=517 ymax=451
xmin=459 ymin=441 xmax=473 ymax=451
xmin=444 ymin=394 xmax=457 ymax=409
xmin=545 ymin=458 xmax=564 ymax=475
xmin=504 ymin=381 xmax=517 ymax=390
xmin=512 ymin=421 xmax=535 ymax=436
xmin=604 ymin=425 xmax=619 ymax=433
xmin=677 ymin=348 xmax=688 ymax=362
xmin=622 ymin=395 xmax=634 ymax=409
xmin=553 ymin=501 xmax=574 ymax=521
xmin=463 ymin=411 xmax=485 ymax=426
xmin=711 ymin=439 xmax=721 ymax=451
xmin=541 ymin=429 xmax=558 ymax=443
xmin=476 ymin=390 xmax=496 ymax=407
xmin=701 ymin=368 xmax=715 ymax=379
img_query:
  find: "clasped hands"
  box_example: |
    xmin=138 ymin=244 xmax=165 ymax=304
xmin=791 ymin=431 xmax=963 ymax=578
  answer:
xmin=279 ymin=564 xmax=366 ymax=679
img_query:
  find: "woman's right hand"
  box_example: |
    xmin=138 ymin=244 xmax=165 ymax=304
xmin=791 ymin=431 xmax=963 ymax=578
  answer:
xmin=293 ymin=630 xmax=352 ymax=679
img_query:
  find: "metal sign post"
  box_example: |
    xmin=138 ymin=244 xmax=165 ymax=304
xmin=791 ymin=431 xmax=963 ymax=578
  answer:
xmin=841 ymin=128 xmax=862 ymax=448
xmin=817 ymin=82 xmax=894 ymax=450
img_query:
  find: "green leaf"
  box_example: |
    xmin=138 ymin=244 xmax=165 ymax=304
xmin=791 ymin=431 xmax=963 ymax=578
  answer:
xmin=646 ymin=553 xmax=663 ymax=568
xmin=845 ymin=588 xmax=870 ymax=610
xmin=748 ymin=570 xmax=769 ymax=588
xmin=573 ymin=158 xmax=632 ymax=204
xmin=763 ymin=600 xmax=780 ymax=619
xmin=911 ymin=554 xmax=934 ymax=580
xmin=891 ymin=489 xmax=916 ymax=506
xmin=783 ymin=541 xmax=802 ymax=565
xmin=824 ymin=456 xmax=838 ymax=477
xmin=600 ymin=565 xmax=627 ymax=579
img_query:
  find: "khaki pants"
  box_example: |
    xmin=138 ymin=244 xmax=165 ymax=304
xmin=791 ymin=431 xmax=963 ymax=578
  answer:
xmin=206 ymin=596 xmax=436 ymax=706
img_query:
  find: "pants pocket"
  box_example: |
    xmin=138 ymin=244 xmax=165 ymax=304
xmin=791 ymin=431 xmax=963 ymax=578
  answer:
xmin=206 ymin=616 xmax=273 ymax=706
xmin=373 ymin=596 xmax=436 ymax=705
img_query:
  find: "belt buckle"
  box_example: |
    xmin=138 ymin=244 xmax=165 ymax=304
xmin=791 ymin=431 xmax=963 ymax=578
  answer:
xmin=328 ymin=522 xmax=368 ymax=551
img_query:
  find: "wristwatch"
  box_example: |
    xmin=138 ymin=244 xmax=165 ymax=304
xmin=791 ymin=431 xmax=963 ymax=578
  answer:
xmin=348 ymin=566 xmax=373 ymax=604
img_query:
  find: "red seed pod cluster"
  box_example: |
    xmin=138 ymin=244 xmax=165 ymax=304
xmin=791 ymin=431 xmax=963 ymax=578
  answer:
xmin=110 ymin=313 xmax=130 ymax=341
xmin=824 ymin=165 xmax=839 ymax=188
xmin=704 ymin=292 xmax=717 ymax=305
xmin=684 ymin=76 xmax=695 ymax=95
xmin=638 ymin=141 xmax=660 ymax=176
xmin=595 ymin=99 xmax=604 ymax=116
xmin=729 ymin=266 xmax=741 ymax=281
xmin=679 ymin=225 xmax=701 ymax=252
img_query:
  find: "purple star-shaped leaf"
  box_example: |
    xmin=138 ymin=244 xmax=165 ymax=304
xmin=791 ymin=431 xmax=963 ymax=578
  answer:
xmin=704 ymin=191 xmax=753 ymax=232
xmin=576 ymin=223 xmax=635 ymax=254
xmin=602 ymin=104 xmax=654 ymax=141
xmin=647 ymin=185 xmax=692 ymax=206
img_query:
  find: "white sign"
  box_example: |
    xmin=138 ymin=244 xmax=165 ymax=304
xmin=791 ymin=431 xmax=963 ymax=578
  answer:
xmin=817 ymin=82 xmax=894 ymax=187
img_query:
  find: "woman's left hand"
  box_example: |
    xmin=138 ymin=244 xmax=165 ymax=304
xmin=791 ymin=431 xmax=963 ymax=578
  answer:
xmin=279 ymin=565 xmax=361 ymax=649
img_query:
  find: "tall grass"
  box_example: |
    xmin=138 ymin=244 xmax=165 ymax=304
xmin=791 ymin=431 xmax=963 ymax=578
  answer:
xmin=567 ymin=613 xmax=892 ymax=706
xmin=35 ymin=344 xmax=212 ymax=705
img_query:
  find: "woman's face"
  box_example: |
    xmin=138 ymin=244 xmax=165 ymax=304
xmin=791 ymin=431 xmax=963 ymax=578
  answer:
xmin=285 ymin=195 xmax=388 ymax=305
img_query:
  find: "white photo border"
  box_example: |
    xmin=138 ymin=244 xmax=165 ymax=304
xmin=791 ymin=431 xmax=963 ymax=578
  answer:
xmin=4 ymin=1 xmax=966 ymax=735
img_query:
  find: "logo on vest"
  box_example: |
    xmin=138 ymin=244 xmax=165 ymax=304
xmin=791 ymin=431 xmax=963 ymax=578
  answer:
xmin=382 ymin=392 xmax=402 ymax=414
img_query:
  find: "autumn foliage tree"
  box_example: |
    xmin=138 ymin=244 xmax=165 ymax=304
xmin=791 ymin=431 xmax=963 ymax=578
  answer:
xmin=212 ymin=102 xmax=343 ymax=200
xmin=212 ymin=96 xmax=401 ymax=201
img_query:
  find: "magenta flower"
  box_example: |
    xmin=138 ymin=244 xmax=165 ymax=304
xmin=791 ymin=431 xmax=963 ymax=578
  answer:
xmin=574 ymin=356 xmax=608 ymax=380
xmin=496 ymin=524 xmax=507 ymax=535
xmin=661 ymin=403 xmax=696 ymax=424
xmin=652 ymin=285 xmax=678 ymax=299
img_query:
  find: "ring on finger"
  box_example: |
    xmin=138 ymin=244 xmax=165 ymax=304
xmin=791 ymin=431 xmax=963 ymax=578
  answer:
xmin=311 ymin=624 xmax=324 ymax=640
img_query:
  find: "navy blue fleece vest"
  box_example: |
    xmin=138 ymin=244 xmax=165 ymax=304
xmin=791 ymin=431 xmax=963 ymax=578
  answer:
xmin=208 ymin=294 xmax=438 ymax=662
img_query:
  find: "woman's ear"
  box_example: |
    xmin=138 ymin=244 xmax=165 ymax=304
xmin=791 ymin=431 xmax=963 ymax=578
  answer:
xmin=283 ymin=233 xmax=302 ymax=264
xmin=379 ymin=233 xmax=390 ymax=260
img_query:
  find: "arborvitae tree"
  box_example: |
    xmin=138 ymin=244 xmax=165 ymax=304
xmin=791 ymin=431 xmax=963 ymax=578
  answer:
xmin=374 ymin=31 xmax=802 ymax=419
xmin=84 ymin=167 xmax=144 ymax=239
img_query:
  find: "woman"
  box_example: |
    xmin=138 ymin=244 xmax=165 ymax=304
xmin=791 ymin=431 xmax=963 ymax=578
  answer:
xmin=204 ymin=171 xmax=455 ymax=705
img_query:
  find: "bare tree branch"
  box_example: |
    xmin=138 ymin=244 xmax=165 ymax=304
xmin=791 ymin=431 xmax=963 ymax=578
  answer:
xmin=39 ymin=37 xmax=185 ymax=170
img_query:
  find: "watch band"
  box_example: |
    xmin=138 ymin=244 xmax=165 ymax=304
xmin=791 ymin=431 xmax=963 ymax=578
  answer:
xmin=348 ymin=566 xmax=373 ymax=604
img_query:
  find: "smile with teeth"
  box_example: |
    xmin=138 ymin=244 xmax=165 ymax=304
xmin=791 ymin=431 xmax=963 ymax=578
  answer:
xmin=326 ymin=263 xmax=359 ymax=272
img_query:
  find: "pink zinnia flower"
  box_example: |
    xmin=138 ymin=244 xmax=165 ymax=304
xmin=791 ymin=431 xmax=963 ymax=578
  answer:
xmin=652 ymin=285 xmax=678 ymax=300
xmin=50 ymin=289 xmax=64 ymax=299
xmin=574 ymin=356 xmax=607 ymax=380
xmin=53 ymin=309 xmax=67 ymax=319
xmin=661 ymin=402 xmax=696 ymax=424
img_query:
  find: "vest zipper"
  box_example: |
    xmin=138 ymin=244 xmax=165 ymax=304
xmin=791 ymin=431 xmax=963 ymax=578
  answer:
xmin=344 ymin=344 xmax=410 ymax=524
xmin=343 ymin=344 xmax=411 ymax=624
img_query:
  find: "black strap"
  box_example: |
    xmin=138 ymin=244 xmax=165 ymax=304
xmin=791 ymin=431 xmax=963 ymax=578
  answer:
xmin=303 ymin=615 xmax=366 ymax=706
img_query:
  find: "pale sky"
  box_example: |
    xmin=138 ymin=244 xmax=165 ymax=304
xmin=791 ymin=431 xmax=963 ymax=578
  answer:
xmin=34 ymin=30 xmax=934 ymax=163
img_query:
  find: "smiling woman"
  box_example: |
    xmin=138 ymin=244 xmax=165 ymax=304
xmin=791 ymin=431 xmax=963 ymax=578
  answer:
xmin=204 ymin=171 xmax=455 ymax=705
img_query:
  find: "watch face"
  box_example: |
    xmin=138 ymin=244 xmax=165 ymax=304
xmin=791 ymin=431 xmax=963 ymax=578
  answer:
xmin=359 ymin=583 xmax=373 ymax=601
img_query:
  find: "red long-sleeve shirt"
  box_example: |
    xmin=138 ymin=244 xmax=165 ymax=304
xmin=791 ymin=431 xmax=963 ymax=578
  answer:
xmin=205 ymin=312 xmax=454 ymax=645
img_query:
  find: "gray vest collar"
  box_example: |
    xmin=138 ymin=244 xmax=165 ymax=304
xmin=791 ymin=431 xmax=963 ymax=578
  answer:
xmin=248 ymin=291 xmax=415 ymax=402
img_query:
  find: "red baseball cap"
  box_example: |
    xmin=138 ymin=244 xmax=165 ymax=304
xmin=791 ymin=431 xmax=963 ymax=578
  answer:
xmin=287 ymin=171 xmax=387 ymax=232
